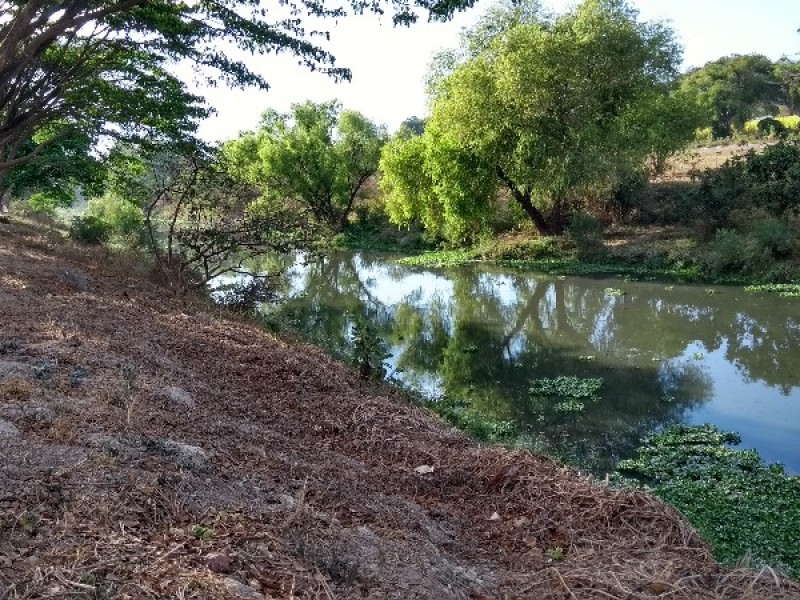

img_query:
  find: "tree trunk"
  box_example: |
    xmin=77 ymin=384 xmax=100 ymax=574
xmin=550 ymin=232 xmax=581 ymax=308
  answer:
xmin=515 ymin=191 xmax=552 ymax=236
xmin=496 ymin=168 xmax=552 ymax=235
xmin=0 ymin=170 xmax=11 ymax=221
xmin=549 ymin=195 xmax=565 ymax=235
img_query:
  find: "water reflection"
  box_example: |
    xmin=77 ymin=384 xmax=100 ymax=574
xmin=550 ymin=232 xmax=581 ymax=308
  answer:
xmin=252 ymin=252 xmax=800 ymax=474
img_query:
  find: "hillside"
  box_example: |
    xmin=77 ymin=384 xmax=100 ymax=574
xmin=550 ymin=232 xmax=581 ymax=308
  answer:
xmin=1 ymin=219 xmax=798 ymax=599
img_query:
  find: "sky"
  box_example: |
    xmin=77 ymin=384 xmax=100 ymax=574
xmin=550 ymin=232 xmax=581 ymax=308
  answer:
xmin=190 ymin=0 xmax=800 ymax=143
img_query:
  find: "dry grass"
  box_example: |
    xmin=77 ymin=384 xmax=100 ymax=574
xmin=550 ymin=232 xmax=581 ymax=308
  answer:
xmin=1 ymin=217 xmax=798 ymax=599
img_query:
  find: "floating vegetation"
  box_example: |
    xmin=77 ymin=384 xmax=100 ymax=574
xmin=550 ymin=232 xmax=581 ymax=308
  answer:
xmin=745 ymin=283 xmax=800 ymax=298
xmin=529 ymin=376 xmax=603 ymax=400
xmin=615 ymin=424 xmax=800 ymax=578
xmin=604 ymin=287 xmax=626 ymax=296
xmin=554 ymin=399 xmax=585 ymax=413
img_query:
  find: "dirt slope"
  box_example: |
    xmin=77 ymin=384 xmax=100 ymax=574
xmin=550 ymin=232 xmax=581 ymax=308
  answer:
xmin=1 ymin=220 xmax=798 ymax=599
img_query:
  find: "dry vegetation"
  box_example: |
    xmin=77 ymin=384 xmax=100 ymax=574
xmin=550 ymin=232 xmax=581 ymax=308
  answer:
xmin=1 ymin=220 xmax=799 ymax=599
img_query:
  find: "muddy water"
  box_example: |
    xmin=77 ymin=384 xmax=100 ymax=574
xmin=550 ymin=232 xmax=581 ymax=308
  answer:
xmin=253 ymin=252 xmax=800 ymax=475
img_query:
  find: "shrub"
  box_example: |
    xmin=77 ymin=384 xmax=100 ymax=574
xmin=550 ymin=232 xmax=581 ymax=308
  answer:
xmin=701 ymin=229 xmax=746 ymax=275
xmin=778 ymin=115 xmax=800 ymax=131
xmin=566 ymin=212 xmax=606 ymax=261
xmin=756 ymin=117 xmax=787 ymax=138
xmin=694 ymin=127 xmax=713 ymax=142
xmin=696 ymin=141 xmax=800 ymax=227
xmin=70 ymin=215 xmax=112 ymax=245
xmin=87 ymin=192 xmax=145 ymax=243
xmin=23 ymin=193 xmax=61 ymax=219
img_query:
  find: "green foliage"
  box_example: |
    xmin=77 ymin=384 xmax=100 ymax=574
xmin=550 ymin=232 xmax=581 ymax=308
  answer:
xmin=225 ymin=101 xmax=386 ymax=232
xmin=349 ymin=315 xmax=391 ymax=380
xmin=617 ymin=424 xmax=800 ymax=577
xmin=713 ymin=142 xmax=800 ymax=218
xmin=566 ymin=212 xmax=607 ymax=261
xmin=69 ymin=215 xmax=113 ymax=245
xmin=681 ymin=54 xmax=784 ymax=139
xmin=383 ymin=0 xmax=695 ymax=240
xmin=23 ymin=193 xmax=61 ymax=219
xmin=478 ymin=236 xmax=569 ymax=261
xmin=3 ymin=130 xmax=105 ymax=208
xmin=87 ymin=193 xmax=145 ymax=245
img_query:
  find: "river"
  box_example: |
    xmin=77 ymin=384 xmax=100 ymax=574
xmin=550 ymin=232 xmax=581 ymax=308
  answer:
xmin=242 ymin=251 xmax=800 ymax=475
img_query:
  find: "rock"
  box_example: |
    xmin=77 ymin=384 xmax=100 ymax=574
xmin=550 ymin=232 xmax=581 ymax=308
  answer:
xmin=206 ymin=552 xmax=233 ymax=573
xmin=0 ymin=360 xmax=27 ymax=379
xmin=222 ymin=578 xmax=266 ymax=600
xmin=61 ymin=269 xmax=90 ymax=292
xmin=161 ymin=385 xmax=195 ymax=410
xmin=0 ymin=419 xmax=20 ymax=438
xmin=162 ymin=440 xmax=208 ymax=470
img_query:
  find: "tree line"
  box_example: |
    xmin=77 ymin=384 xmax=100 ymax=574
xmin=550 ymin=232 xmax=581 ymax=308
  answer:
xmin=3 ymin=0 xmax=800 ymax=285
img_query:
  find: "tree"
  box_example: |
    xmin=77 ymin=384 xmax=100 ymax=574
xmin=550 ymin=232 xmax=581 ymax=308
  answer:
xmin=381 ymin=0 xmax=695 ymax=239
xmin=774 ymin=57 xmax=800 ymax=116
xmin=225 ymin=101 xmax=387 ymax=232
xmin=398 ymin=116 xmax=427 ymax=136
xmin=108 ymin=147 xmax=319 ymax=293
xmin=0 ymin=0 xmax=475 ymax=205
xmin=681 ymin=54 xmax=784 ymax=139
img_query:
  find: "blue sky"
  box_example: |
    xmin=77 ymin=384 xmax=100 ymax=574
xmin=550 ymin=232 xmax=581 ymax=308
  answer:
xmin=192 ymin=0 xmax=800 ymax=142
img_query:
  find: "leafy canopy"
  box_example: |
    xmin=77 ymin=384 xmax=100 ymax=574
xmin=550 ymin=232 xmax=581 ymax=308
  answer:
xmin=381 ymin=0 xmax=697 ymax=240
xmin=0 ymin=0 xmax=475 ymax=180
xmin=225 ymin=101 xmax=387 ymax=232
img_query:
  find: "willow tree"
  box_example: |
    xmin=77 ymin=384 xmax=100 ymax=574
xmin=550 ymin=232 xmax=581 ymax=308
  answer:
xmin=225 ymin=101 xmax=387 ymax=232
xmin=382 ymin=0 xmax=698 ymax=239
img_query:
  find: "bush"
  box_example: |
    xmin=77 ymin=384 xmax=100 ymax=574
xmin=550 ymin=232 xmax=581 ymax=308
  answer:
xmin=87 ymin=192 xmax=145 ymax=243
xmin=694 ymin=127 xmax=713 ymax=142
xmin=701 ymin=229 xmax=746 ymax=275
xmin=483 ymin=236 xmax=568 ymax=261
xmin=566 ymin=212 xmax=606 ymax=261
xmin=70 ymin=215 xmax=112 ymax=245
xmin=695 ymin=141 xmax=800 ymax=228
xmin=23 ymin=193 xmax=61 ymax=219
xmin=778 ymin=115 xmax=800 ymax=131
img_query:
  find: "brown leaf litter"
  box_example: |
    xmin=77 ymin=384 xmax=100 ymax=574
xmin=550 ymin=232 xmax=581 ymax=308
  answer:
xmin=1 ymin=219 xmax=798 ymax=599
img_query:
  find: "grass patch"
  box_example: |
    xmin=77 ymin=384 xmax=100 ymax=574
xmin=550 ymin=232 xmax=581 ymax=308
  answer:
xmin=616 ymin=424 xmax=800 ymax=578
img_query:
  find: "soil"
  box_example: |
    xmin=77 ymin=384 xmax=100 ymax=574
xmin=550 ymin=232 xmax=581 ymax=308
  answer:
xmin=1 ymin=219 xmax=799 ymax=599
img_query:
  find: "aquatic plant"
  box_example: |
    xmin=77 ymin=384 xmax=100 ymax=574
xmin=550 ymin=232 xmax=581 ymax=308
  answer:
xmin=529 ymin=376 xmax=603 ymax=401
xmin=616 ymin=424 xmax=800 ymax=578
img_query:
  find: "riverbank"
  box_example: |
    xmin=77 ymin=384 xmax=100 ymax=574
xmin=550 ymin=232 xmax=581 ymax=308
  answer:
xmin=2 ymin=219 xmax=800 ymax=599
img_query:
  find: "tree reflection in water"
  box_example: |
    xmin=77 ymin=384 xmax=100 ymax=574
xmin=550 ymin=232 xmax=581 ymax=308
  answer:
xmin=254 ymin=252 xmax=800 ymax=474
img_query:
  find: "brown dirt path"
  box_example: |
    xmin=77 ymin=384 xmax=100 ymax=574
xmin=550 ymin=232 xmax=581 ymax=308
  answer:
xmin=1 ymin=220 xmax=798 ymax=599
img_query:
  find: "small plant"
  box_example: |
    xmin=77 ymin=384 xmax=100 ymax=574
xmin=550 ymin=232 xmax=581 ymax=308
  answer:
xmin=547 ymin=546 xmax=565 ymax=561
xmin=191 ymin=524 xmax=214 ymax=540
xmin=349 ymin=315 xmax=390 ymax=380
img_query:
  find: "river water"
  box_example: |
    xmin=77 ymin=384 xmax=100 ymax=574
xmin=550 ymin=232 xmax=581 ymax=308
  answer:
xmin=249 ymin=251 xmax=800 ymax=475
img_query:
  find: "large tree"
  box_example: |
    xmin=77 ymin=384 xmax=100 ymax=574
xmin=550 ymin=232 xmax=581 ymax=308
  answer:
xmin=681 ymin=54 xmax=784 ymax=139
xmin=225 ymin=101 xmax=387 ymax=232
xmin=0 ymin=0 xmax=475 ymax=206
xmin=381 ymin=0 xmax=696 ymax=240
